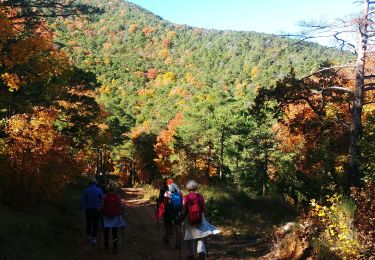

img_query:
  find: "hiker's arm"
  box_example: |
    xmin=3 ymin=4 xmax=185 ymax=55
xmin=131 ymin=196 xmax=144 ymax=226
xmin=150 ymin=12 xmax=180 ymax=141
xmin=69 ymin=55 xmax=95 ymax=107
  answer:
xmin=179 ymin=200 xmax=188 ymax=222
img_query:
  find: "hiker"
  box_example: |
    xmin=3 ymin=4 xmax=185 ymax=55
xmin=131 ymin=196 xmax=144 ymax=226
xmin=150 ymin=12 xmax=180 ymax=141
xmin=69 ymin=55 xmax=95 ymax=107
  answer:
xmin=165 ymin=179 xmax=183 ymax=249
xmin=181 ymin=180 xmax=220 ymax=260
xmin=102 ymin=182 xmax=125 ymax=255
xmin=157 ymin=178 xmax=183 ymax=248
xmin=80 ymin=176 xmax=104 ymax=246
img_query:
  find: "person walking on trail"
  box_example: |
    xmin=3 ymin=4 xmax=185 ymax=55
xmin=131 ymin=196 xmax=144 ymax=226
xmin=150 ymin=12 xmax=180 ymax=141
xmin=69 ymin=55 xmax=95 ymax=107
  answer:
xmin=181 ymin=180 xmax=220 ymax=260
xmin=165 ymin=179 xmax=183 ymax=249
xmin=80 ymin=177 xmax=104 ymax=246
xmin=156 ymin=178 xmax=183 ymax=249
xmin=102 ymin=182 xmax=126 ymax=255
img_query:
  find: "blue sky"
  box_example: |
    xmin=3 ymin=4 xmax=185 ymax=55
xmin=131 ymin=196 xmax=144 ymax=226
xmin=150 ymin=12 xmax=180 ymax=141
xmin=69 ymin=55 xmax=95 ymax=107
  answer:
xmin=127 ymin=0 xmax=357 ymax=34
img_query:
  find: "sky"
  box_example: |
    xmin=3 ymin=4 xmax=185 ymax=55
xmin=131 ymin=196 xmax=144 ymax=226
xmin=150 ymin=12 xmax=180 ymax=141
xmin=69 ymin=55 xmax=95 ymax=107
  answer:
xmin=126 ymin=0 xmax=358 ymax=35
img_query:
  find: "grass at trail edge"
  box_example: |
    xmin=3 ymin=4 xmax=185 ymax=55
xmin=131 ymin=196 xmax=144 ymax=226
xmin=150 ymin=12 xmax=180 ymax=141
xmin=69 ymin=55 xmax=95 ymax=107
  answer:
xmin=0 ymin=180 xmax=85 ymax=260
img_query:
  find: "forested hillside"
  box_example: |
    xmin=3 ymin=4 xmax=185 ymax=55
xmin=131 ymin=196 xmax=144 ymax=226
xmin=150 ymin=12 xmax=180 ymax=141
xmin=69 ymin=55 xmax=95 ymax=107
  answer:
xmin=53 ymin=0 xmax=354 ymax=194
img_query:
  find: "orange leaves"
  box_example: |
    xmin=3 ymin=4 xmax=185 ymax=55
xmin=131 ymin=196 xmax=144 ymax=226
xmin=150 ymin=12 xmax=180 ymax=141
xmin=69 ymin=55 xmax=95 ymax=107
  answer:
xmin=5 ymin=108 xmax=60 ymax=157
xmin=129 ymin=120 xmax=152 ymax=140
xmin=142 ymin=26 xmax=155 ymax=36
xmin=137 ymin=88 xmax=154 ymax=96
xmin=0 ymin=72 xmax=21 ymax=90
xmin=154 ymin=113 xmax=183 ymax=174
xmin=169 ymin=86 xmax=188 ymax=98
xmin=3 ymin=107 xmax=76 ymax=203
xmin=0 ymin=8 xmax=69 ymax=91
xmin=162 ymin=38 xmax=171 ymax=48
xmin=128 ymin=24 xmax=138 ymax=33
xmin=146 ymin=68 xmax=158 ymax=80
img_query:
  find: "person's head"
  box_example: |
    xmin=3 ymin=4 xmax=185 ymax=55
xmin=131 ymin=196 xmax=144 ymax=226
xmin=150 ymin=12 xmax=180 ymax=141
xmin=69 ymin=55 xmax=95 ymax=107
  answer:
xmin=89 ymin=177 xmax=97 ymax=185
xmin=186 ymin=180 xmax=198 ymax=192
xmin=168 ymin=183 xmax=180 ymax=193
xmin=166 ymin=178 xmax=174 ymax=186
xmin=107 ymin=182 xmax=116 ymax=192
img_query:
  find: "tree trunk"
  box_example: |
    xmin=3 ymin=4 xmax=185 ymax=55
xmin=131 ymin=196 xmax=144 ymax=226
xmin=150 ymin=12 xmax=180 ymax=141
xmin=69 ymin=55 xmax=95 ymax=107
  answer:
xmin=262 ymin=150 xmax=269 ymax=197
xmin=346 ymin=0 xmax=369 ymax=191
xmin=219 ymin=127 xmax=224 ymax=179
xmin=205 ymin=143 xmax=212 ymax=180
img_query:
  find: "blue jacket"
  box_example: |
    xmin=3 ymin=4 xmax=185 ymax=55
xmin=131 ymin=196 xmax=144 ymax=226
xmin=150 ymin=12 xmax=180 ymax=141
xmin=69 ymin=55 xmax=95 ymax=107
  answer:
xmin=80 ymin=184 xmax=103 ymax=209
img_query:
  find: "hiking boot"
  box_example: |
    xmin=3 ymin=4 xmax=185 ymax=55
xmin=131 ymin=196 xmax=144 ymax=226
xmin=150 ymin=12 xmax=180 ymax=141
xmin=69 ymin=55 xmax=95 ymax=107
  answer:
xmin=113 ymin=239 xmax=118 ymax=254
xmin=90 ymin=238 xmax=97 ymax=247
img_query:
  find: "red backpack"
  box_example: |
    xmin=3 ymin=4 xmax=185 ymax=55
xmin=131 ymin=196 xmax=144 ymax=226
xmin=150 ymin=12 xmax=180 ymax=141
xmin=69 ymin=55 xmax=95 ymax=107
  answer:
xmin=103 ymin=193 xmax=121 ymax=217
xmin=187 ymin=194 xmax=202 ymax=225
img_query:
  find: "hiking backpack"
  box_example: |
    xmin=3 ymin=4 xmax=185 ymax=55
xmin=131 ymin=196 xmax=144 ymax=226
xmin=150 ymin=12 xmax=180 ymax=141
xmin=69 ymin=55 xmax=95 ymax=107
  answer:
xmin=170 ymin=190 xmax=182 ymax=210
xmin=103 ymin=193 xmax=121 ymax=217
xmin=187 ymin=194 xmax=202 ymax=225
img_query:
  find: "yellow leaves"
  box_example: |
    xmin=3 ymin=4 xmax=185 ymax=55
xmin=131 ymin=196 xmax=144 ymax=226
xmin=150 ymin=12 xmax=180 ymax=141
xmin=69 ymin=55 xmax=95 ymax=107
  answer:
xmin=166 ymin=31 xmax=176 ymax=39
xmin=103 ymin=56 xmax=111 ymax=65
xmin=250 ymin=66 xmax=260 ymax=78
xmin=162 ymin=71 xmax=176 ymax=84
xmin=310 ymin=194 xmax=361 ymax=257
xmin=97 ymin=123 xmax=109 ymax=133
xmin=84 ymin=59 xmax=92 ymax=66
xmin=1 ymin=72 xmax=21 ymax=90
xmin=185 ymin=72 xmax=196 ymax=84
xmin=98 ymin=85 xmax=111 ymax=94
xmin=5 ymin=108 xmax=60 ymax=156
xmin=137 ymin=88 xmax=154 ymax=96
xmin=159 ymin=48 xmax=170 ymax=59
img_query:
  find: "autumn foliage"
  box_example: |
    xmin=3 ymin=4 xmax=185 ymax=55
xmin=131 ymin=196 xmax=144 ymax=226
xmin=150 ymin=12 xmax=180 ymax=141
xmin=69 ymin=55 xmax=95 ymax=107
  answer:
xmin=0 ymin=3 xmax=100 ymax=205
xmin=2 ymin=108 xmax=76 ymax=204
xmin=154 ymin=113 xmax=183 ymax=175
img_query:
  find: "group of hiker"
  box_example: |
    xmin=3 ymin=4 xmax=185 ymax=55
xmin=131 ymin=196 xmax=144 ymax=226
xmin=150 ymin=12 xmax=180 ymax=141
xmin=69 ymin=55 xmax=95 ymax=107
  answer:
xmin=80 ymin=177 xmax=125 ymax=255
xmin=156 ymin=178 xmax=220 ymax=260
xmin=80 ymin=176 xmax=219 ymax=259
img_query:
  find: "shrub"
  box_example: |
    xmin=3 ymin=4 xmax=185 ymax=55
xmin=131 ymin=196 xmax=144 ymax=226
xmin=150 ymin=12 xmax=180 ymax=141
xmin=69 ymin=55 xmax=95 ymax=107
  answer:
xmin=310 ymin=194 xmax=361 ymax=258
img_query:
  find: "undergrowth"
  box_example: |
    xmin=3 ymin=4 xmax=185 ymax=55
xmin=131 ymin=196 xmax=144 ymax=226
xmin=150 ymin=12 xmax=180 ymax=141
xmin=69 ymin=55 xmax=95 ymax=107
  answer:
xmin=0 ymin=180 xmax=84 ymax=260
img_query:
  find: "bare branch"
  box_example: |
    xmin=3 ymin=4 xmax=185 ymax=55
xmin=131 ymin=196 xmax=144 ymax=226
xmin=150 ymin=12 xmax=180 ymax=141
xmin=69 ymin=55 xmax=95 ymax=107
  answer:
xmin=299 ymin=64 xmax=356 ymax=80
xmin=322 ymin=86 xmax=354 ymax=94
xmin=364 ymin=85 xmax=375 ymax=91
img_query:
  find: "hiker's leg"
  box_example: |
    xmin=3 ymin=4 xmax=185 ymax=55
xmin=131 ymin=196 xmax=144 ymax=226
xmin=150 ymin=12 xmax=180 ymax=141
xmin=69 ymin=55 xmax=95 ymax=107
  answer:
xmin=85 ymin=209 xmax=93 ymax=236
xmin=163 ymin=218 xmax=172 ymax=243
xmin=175 ymin=224 xmax=181 ymax=249
xmin=112 ymin=227 xmax=118 ymax=246
xmin=186 ymin=239 xmax=195 ymax=258
xmin=197 ymin=238 xmax=207 ymax=259
xmin=92 ymin=209 xmax=100 ymax=238
xmin=112 ymin=227 xmax=118 ymax=254
xmin=104 ymin=227 xmax=109 ymax=249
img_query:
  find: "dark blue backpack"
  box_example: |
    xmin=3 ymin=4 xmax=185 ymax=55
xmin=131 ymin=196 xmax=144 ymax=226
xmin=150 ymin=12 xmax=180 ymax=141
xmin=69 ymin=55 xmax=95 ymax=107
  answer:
xmin=170 ymin=191 xmax=182 ymax=210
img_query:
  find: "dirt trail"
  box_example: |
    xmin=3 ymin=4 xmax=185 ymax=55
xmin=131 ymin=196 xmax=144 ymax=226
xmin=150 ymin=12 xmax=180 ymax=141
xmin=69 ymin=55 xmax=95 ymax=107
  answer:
xmin=80 ymin=188 xmax=185 ymax=260
xmin=79 ymin=188 xmax=269 ymax=259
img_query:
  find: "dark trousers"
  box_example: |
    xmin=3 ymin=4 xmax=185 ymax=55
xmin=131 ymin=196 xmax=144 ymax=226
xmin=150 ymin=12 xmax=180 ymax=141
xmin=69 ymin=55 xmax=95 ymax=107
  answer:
xmin=85 ymin=208 xmax=100 ymax=237
xmin=104 ymin=227 xmax=118 ymax=248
